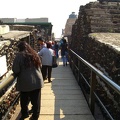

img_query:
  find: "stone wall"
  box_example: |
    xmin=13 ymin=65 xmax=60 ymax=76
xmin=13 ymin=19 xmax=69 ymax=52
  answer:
xmin=86 ymin=33 xmax=120 ymax=84
xmin=70 ymin=1 xmax=120 ymax=84
xmin=70 ymin=1 xmax=120 ymax=119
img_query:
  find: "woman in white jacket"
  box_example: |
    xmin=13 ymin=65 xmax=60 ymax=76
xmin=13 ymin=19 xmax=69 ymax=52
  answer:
xmin=38 ymin=42 xmax=54 ymax=82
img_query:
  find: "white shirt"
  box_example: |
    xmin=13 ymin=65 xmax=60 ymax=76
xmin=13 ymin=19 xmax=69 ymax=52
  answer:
xmin=38 ymin=47 xmax=54 ymax=66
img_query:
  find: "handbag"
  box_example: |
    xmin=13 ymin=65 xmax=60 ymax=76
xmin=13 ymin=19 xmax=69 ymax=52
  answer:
xmin=52 ymin=56 xmax=58 ymax=68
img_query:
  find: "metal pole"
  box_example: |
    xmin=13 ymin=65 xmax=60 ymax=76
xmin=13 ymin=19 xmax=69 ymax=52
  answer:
xmin=0 ymin=74 xmax=15 ymax=93
xmin=89 ymin=71 xmax=96 ymax=115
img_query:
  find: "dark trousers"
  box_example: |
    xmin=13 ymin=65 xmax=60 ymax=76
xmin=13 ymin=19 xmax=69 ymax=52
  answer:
xmin=20 ymin=89 xmax=41 ymax=118
xmin=41 ymin=65 xmax=52 ymax=81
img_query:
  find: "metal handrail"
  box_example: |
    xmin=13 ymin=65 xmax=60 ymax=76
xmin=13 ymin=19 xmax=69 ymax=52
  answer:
xmin=70 ymin=49 xmax=120 ymax=94
xmin=69 ymin=49 xmax=120 ymax=120
xmin=0 ymin=73 xmax=15 ymax=94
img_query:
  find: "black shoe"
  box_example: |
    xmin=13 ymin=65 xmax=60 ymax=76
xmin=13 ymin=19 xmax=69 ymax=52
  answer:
xmin=29 ymin=116 xmax=38 ymax=120
xmin=28 ymin=109 xmax=33 ymax=114
xmin=66 ymin=62 xmax=67 ymax=66
xmin=48 ymin=78 xmax=52 ymax=83
xmin=19 ymin=114 xmax=29 ymax=120
xmin=19 ymin=117 xmax=24 ymax=120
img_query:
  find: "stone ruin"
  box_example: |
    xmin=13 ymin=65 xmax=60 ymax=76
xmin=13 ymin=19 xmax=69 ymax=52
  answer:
xmin=71 ymin=1 xmax=120 ymax=84
xmin=70 ymin=1 xmax=120 ymax=119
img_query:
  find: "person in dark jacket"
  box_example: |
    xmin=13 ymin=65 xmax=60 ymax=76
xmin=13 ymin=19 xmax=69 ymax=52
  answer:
xmin=60 ymin=38 xmax=68 ymax=66
xmin=12 ymin=41 xmax=44 ymax=120
xmin=53 ymin=41 xmax=59 ymax=58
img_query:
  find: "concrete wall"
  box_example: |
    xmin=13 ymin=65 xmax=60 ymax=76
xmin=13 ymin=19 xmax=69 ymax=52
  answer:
xmin=64 ymin=18 xmax=77 ymax=36
xmin=0 ymin=25 xmax=10 ymax=34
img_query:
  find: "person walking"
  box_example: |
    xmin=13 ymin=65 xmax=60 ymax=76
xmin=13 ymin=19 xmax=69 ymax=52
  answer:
xmin=38 ymin=42 xmax=54 ymax=83
xmin=53 ymin=41 xmax=59 ymax=58
xmin=60 ymin=38 xmax=68 ymax=66
xmin=12 ymin=41 xmax=44 ymax=120
xmin=38 ymin=37 xmax=46 ymax=50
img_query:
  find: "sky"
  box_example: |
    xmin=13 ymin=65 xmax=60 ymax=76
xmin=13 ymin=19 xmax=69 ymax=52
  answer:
xmin=0 ymin=0 xmax=96 ymax=38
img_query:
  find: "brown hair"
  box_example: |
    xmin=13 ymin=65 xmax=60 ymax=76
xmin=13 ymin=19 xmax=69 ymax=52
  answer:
xmin=46 ymin=42 xmax=52 ymax=48
xmin=17 ymin=41 xmax=41 ymax=69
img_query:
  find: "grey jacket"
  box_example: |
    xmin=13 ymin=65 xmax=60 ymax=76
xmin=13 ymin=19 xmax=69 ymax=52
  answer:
xmin=12 ymin=53 xmax=44 ymax=92
xmin=38 ymin=47 xmax=54 ymax=66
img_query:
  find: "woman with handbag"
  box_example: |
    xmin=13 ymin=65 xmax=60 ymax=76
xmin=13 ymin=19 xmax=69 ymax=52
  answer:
xmin=38 ymin=42 xmax=54 ymax=83
xmin=12 ymin=41 xmax=44 ymax=120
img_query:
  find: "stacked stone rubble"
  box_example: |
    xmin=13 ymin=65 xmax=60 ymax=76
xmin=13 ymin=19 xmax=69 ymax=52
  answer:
xmin=0 ymin=25 xmax=46 ymax=119
xmin=71 ymin=1 xmax=120 ymax=83
xmin=0 ymin=32 xmax=31 ymax=119
xmin=0 ymin=40 xmax=17 ymax=73
xmin=0 ymin=39 xmax=19 ymax=119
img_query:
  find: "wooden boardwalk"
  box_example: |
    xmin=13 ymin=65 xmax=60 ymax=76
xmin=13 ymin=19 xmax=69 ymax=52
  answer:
xmin=11 ymin=57 xmax=95 ymax=120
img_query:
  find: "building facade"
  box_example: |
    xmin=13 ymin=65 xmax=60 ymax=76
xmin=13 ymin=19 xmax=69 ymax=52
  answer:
xmin=0 ymin=18 xmax=17 ymax=23
xmin=25 ymin=18 xmax=48 ymax=23
xmin=64 ymin=12 xmax=77 ymax=37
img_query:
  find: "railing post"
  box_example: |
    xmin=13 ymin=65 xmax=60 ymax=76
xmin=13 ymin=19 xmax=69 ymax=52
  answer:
xmin=78 ymin=60 xmax=80 ymax=85
xmin=89 ymin=71 xmax=96 ymax=115
xmin=68 ymin=50 xmax=72 ymax=69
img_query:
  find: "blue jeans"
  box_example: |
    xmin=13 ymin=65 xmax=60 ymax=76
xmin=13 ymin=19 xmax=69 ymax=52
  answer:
xmin=55 ymin=49 xmax=59 ymax=58
xmin=62 ymin=52 xmax=68 ymax=65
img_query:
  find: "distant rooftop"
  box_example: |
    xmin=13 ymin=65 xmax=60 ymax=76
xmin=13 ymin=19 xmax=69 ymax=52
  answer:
xmin=69 ymin=12 xmax=77 ymax=18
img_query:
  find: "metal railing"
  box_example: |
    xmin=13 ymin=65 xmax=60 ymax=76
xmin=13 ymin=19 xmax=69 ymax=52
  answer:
xmin=69 ymin=49 xmax=120 ymax=120
xmin=0 ymin=73 xmax=15 ymax=95
xmin=0 ymin=73 xmax=19 ymax=120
